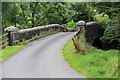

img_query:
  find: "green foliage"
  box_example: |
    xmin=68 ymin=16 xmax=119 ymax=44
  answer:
xmin=93 ymin=14 xmax=110 ymax=27
xmin=2 ymin=2 xmax=75 ymax=33
xmin=70 ymin=2 xmax=88 ymax=22
xmin=101 ymin=16 xmax=120 ymax=44
xmin=0 ymin=45 xmax=26 ymax=62
xmin=75 ymin=34 xmax=102 ymax=55
xmin=2 ymin=2 xmax=94 ymax=33
xmin=62 ymin=40 xmax=119 ymax=78
xmin=2 ymin=3 xmax=19 ymax=33
xmin=91 ymin=2 xmax=119 ymax=18
xmin=65 ymin=20 xmax=77 ymax=29
xmin=91 ymin=2 xmax=120 ymax=45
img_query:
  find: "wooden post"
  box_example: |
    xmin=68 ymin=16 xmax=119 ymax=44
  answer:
xmin=2 ymin=42 xmax=5 ymax=49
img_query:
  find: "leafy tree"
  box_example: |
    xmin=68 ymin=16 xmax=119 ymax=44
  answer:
xmin=91 ymin=2 xmax=119 ymax=18
xmin=2 ymin=2 xmax=75 ymax=33
xmin=70 ymin=2 xmax=89 ymax=22
xmin=101 ymin=15 xmax=120 ymax=43
xmin=2 ymin=3 xmax=19 ymax=27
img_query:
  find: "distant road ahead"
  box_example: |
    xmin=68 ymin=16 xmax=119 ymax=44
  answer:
xmin=2 ymin=32 xmax=86 ymax=78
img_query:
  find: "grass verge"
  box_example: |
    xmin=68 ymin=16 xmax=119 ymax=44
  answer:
xmin=0 ymin=45 xmax=26 ymax=62
xmin=62 ymin=40 xmax=119 ymax=78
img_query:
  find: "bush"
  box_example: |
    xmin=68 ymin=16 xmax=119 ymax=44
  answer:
xmin=65 ymin=20 xmax=77 ymax=29
xmin=101 ymin=16 xmax=120 ymax=43
xmin=93 ymin=14 xmax=110 ymax=28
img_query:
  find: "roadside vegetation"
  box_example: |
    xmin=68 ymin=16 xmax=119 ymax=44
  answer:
xmin=62 ymin=2 xmax=119 ymax=78
xmin=0 ymin=45 xmax=26 ymax=62
xmin=62 ymin=38 xmax=119 ymax=78
xmin=64 ymin=20 xmax=77 ymax=29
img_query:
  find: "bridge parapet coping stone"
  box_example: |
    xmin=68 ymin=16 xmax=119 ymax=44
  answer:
xmin=77 ymin=21 xmax=86 ymax=26
xmin=5 ymin=26 xmax=19 ymax=32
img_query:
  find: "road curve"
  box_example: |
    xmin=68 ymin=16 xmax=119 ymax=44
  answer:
xmin=2 ymin=32 xmax=86 ymax=78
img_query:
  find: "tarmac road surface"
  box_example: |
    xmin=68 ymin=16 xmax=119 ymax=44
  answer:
xmin=2 ymin=32 xmax=86 ymax=78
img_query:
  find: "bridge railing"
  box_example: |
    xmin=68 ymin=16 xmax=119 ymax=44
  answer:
xmin=5 ymin=24 xmax=67 ymax=46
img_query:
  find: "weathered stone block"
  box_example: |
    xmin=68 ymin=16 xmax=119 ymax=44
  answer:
xmin=76 ymin=21 xmax=86 ymax=26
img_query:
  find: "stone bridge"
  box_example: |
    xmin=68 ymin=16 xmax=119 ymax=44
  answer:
xmin=5 ymin=24 xmax=67 ymax=46
xmin=5 ymin=21 xmax=104 ymax=48
xmin=5 ymin=21 xmax=118 ymax=50
xmin=77 ymin=21 xmax=119 ymax=50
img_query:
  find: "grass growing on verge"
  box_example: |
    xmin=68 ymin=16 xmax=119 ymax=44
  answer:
xmin=0 ymin=45 xmax=26 ymax=62
xmin=62 ymin=40 xmax=119 ymax=78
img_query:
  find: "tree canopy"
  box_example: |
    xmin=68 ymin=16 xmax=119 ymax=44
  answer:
xmin=2 ymin=2 xmax=120 ymax=45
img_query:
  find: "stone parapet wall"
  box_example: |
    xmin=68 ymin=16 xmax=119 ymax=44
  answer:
xmin=5 ymin=24 xmax=67 ymax=46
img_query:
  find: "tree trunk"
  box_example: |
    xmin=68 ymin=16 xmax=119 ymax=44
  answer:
xmin=88 ymin=8 xmax=91 ymax=22
xmin=29 ymin=2 xmax=38 ymax=27
xmin=14 ymin=3 xmax=17 ymax=27
xmin=31 ymin=12 xmax=35 ymax=27
xmin=20 ymin=3 xmax=28 ymax=26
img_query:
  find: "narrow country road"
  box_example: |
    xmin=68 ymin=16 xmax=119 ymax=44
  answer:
xmin=2 ymin=32 xmax=86 ymax=78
